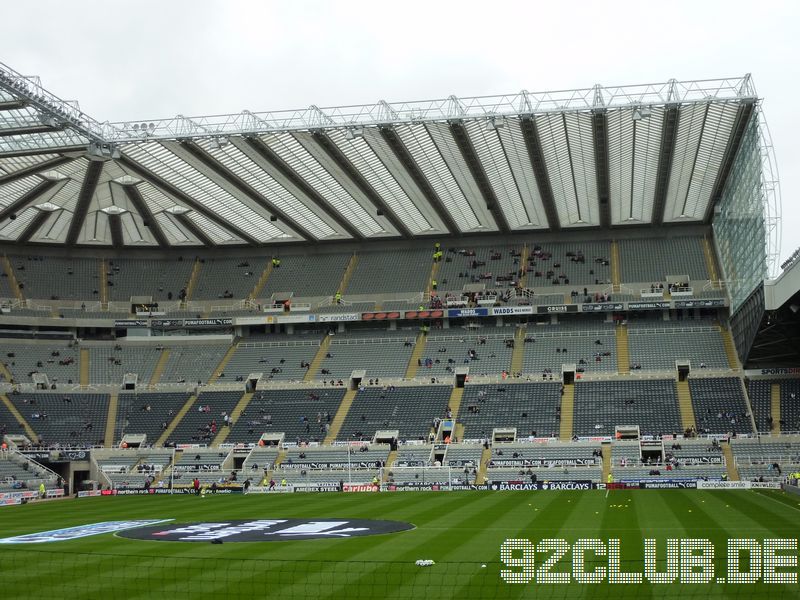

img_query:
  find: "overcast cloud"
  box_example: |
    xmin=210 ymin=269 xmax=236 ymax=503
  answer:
xmin=1 ymin=0 xmax=797 ymax=267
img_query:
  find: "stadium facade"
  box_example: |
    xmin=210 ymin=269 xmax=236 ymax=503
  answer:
xmin=1 ymin=64 xmax=799 ymax=503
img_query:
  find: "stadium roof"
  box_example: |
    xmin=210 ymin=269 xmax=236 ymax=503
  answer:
xmin=0 ymin=62 xmax=760 ymax=248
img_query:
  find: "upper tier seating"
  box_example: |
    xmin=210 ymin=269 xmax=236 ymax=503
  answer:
xmin=437 ymin=244 xmax=521 ymax=292
xmin=160 ymin=345 xmax=229 ymax=384
xmin=521 ymin=321 xmax=618 ymax=374
xmin=337 ymin=385 xmax=452 ymax=442
xmin=4 ymin=343 xmax=80 ymax=384
xmin=226 ymin=342 xmax=319 ymax=382
xmin=627 ymin=321 xmax=728 ymax=370
xmin=88 ymin=346 xmax=163 ymax=385
xmin=346 ymin=248 xmax=432 ymax=295
xmin=321 ymin=337 xmax=414 ymax=379
xmin=424 ymin=327 xmax=514 ymax=378
xmin=573 ymin=380 xmax=682 ymax=437
xmin=689 ymin=377 xmax=754 ymax=434
xmin=9 ymin=393 xmax=109 ymax=446
xmin=262 ymin=252 xmax=350 ymax=299
xmin=12 ymin=255 xmax=99 ymax=300
xmin=191 ymin=257 xmax=269 ymax=300
xmin=107 ymin=258 xmax=194 ymax=301
xmin=618 ymin=236 xmax=709 ymax=282
xmin=458 ymin=383 xmax=561 ymax=439
xmin=526 ymin=241 xmax=612 ymax=287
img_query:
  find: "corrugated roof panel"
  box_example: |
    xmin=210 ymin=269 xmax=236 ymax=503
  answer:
xmin=259 ymin=132 xmax=384 ymax=237
xmin=327 ymin=128 xmax=432 ymax=233
xmin=394 ymin=123 xmax=481 ymax=232
xmin=123 ymin=142 xmax=286 ymax=242
xmin=196 ymin=139 xmax=338 ymax=239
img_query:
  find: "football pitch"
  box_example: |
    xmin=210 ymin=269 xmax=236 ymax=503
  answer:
xmin=2 ymin=489 xmax=800 ymax=599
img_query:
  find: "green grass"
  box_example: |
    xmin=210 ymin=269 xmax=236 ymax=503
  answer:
xmin=1 ymin=489 xmax=800 ymax=598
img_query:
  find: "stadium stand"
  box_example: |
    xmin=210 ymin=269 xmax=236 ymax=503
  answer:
xmin=88 ymin=345 xmax=163 ymax=385
xmin=166 ymin=391 xmax=242 ymax=444
xmin=321 ymin=337 xmax=414 ymax=379
xmin=732 ymin=438 xmax=800 ymax=481
xmin=337 ymin=386 xmax=452 ymax=442
xmin=0 ymin=450 xmax=58 ymax=490
xmin=113 ymin=392 xmax=193 ymax=446
xmin=11 ymin=255 xmax=99 ymax=300
xmin=392 ymin=445 xmax=433 ymax=466
xmin=457 ymin=383 xmax=561 ymax=439
xmin=436 ymin=244 xmax=522 ymax=292
xmin=573 ymin=380 xmax=682 ymax=437
xmin=780 ymin=380 xmax=800 ymax=431
xmin=747 ymin=379 xmax=773 ymax=433
xmin=346 ymin=248 xmax=431 ymax=295
xmin=191 ymin=257 xmax=269 ymax=300
xmin=689 ymin=377 xmax=754 ymax=434
xmin=617 ymin=236 xmax=709 ymax=283
xmin=526 ymin=241 xmax=612 ymax=287
xmin=3 ymin=343 xmax=80 ymax=384
xmin=106 ymin=258 xmax=194 ymax=301
xmin=223 ymin=342 xmax=319 ymax=382
xmin=159 ymin=345 xmax=230 ymax=384
xmin=627 ymin=321 xmax=729 ymax=370
xmin=226 ymin=388 xmax=346 ymax=444
xmin=283 ymin=445 xmax=390 ymax=468
xmin=0 ymin=400 xmax=26 ymax=437
xmin=242 ymin=446 xmax=279 ymax=474
xmin=521 ymin=322 xmax=617 ymax=374
xmin=424 ymin=327 xmax=514 ymax=378
xmin=8 ymin=393 xmax=109 ymax=446
xmin=262 ymin=252 xmax=350 ymax=299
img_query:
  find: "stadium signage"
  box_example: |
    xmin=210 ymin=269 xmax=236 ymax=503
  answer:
xmin=489 ymin=481 xmax=594 ymax=491
xmin=580 ymin=303 xmax=624 ymax=313
xmin=696 ymin=481 xmax=781 ymax=490
xmin=627 ymin=302 xmax=671 ymax=310
xmin=118 ymin=519 xmax=414 ymax=542
xmin=674 ymin=299 xmax=726 ymax=308
xmin=318 ymin=313 xmax=360 ymax=322
xmin=172 ymin=464 xmax=221 ymax=471
xmin=152 ymin=318 xmax=233 ymax=329
xmin=21 ymin=450 xmax=87 ymax=461
xmin=447 ymin=308 xmax=489 ymax=318
xmin=114 ymin=319 xmax=149 ymax=328
xmin=361 ymin=311 xmax=401 ymax=321
xmin=403 ymin=309 xmax=445 ymax=319
xmin=343 ymin=484 xmax=380 ymax=492
xmin=275 ymin=314 xmax=316 ymax=324
xmin=500 ymin=537 xmax=800 ymax=584
xmin=281 ymin=461 xmax=382 ymax=470
xmin=489 ymin=459 xmax=596 ymax=467
xmin=0 ymin=520 xmax=172 ymax=544
xmin=753 ymin=367 xmax=800 ymax=376
xmin=638 ymin=481 xmax=698 ymax=489
xmin=491 ymin=306 xmax=534 ymax=316
xmin=536 ymin=305 xmax=579 ymax=314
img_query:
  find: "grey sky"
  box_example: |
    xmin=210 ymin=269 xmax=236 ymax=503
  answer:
xmin=1 ymin=0 xmax=797 ymax=265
